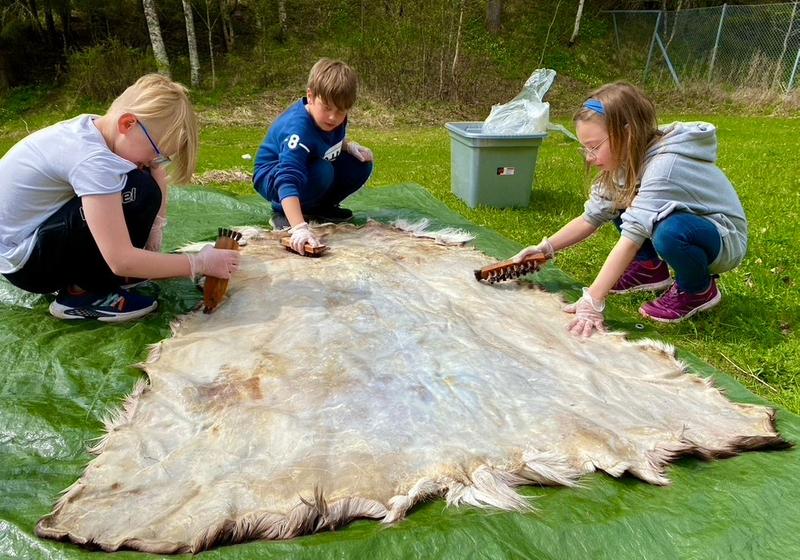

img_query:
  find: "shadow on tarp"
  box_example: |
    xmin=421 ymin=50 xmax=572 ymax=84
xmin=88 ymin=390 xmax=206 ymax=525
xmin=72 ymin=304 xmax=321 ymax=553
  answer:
xmin=0 ymin=184 xmax=798 ymax=560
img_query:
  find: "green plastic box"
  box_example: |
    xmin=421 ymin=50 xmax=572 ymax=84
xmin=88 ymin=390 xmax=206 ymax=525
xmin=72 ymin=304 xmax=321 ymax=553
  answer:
xmin=445 ymin=122 xmax=546 ymax=208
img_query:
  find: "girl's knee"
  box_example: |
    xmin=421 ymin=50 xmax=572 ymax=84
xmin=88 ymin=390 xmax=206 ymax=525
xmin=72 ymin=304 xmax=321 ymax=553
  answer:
xmin=651 ymin=215 xmax=690 ymax=256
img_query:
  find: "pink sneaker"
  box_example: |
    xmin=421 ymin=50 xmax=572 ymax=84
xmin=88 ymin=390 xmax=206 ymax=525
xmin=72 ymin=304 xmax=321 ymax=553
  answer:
xmin=639 ymin=279 xmax=721 ymax=323
xmin=610 ymin=260 xmax=673 ymax=294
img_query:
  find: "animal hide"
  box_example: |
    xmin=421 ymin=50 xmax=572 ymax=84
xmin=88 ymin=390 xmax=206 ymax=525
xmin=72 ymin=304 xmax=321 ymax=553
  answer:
xmin=36 ymin=222 xmax=785 ymax=554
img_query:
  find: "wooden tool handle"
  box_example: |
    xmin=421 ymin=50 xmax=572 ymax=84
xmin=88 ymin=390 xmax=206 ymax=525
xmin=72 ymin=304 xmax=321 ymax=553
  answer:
xmin=474 ymin=254 xmax=549 ymax=284
xmin=279 ymin=236 xmax=328 ymax=257
xmin=203 ymin=228 xmax=242 ymax=313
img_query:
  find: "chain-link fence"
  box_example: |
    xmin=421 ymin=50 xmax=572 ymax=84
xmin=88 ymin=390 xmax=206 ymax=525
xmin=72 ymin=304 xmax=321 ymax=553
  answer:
xmin=608 ymin=2 xmax=800 ymax=91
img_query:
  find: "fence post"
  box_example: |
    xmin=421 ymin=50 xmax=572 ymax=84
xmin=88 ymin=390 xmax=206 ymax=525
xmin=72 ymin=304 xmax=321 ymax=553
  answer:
xmin=774 ymin=2 xmax=798 ymax=89
xmin=612 ymin=12 xmax=621 ymax=52
xmin=708 ymin=3 xmax=728 ymax=82
xmin=655 ymin=33 xmax=681 ymax=88
xmin=789 ymin=46 xmax=800 ymax=90
xmin=644 ymin=11 xmax=662 ymax=81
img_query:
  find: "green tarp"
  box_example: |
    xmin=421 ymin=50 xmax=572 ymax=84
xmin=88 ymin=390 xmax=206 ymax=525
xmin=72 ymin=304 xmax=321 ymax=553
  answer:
xmin=1 ymin=184 xmax=798 ymax=559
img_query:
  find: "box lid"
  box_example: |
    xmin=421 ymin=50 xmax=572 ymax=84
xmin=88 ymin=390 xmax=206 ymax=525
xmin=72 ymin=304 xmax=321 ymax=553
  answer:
xmin=445 ymin=121 xmax=547 ymax=141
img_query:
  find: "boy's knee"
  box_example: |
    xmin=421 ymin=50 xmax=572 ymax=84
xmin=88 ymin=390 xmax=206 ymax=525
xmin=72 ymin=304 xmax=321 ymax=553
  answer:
xmin=336 ymin=155 xmax=373 ymax=187
xmin=254 ymin=176 xmax=270 ymax=201
xmin=309 ymin=159 xmax=335 ymax=190
xmin=358 ymin=160 xmax=374 ymax=185
xmin=123 ymin=169 xmax=162 ymax=214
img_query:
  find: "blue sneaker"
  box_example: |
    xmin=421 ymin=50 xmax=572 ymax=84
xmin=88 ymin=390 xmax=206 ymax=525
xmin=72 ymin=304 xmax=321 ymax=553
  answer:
xmin=49 ymin=287 xmax=158 ymax=322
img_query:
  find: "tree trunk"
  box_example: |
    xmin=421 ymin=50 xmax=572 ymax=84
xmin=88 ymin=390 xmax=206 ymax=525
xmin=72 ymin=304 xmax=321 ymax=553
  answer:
xmin=569 ymin=0 xmax=585 ymax=46
xmin=667 ymin=0 xmax=683 ymax=48
xmin=219 ymin=0 xmax=234 ymax=52
xmin=451 ymin=0 xmax=464 ymax=79
xmin=58 ymin=0 xmax=71 ymax=53
xmin=486 ymin=0 xmax=502 ymax=34
xmin=27 ymin=0 xmax=45 ymax=37
xmin=44 ymin=1 xmax=58 ymax=46
xmin=277 ymin=0 xmax=287 ymax=40
xmin=205 ymin=0 xmax=216 ymax=89
xmin=0 ymin=50 xmax=10 ymax=92
xmin=539 ymin=0 xmax=561 ymax=65
xmin=182 ymin=0 xmax=200 ymax=87
xmin=142 ymin=0 xmax=171 ymax=77
xmin=28 ymin=0 xmax=40 ymax=21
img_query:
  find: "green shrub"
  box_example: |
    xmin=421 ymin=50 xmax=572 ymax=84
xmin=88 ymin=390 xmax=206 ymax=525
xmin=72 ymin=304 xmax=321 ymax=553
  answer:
xmin=66 ymin=39 xmax=156 ymax=103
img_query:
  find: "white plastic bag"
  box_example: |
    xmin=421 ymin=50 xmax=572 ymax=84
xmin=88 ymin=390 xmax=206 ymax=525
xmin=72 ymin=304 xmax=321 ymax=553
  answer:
xmin=483 ymin=68 xmax=556 ymax=135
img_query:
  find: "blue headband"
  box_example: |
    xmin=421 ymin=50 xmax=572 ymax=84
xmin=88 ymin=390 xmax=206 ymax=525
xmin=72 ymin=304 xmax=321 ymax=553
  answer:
xmin=583 ymin=99 xmax=605 ymax=116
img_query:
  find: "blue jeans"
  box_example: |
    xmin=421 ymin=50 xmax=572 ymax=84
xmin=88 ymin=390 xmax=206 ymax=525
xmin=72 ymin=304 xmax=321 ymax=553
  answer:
xmin=257 ymin=153 xmax=373 ymax=214
xmin=615 ymin=212 xmax=722 ymax=293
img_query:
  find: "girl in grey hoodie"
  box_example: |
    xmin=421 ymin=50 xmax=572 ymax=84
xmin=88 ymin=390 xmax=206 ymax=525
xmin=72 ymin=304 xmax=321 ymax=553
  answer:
xmin=514 ymin=82 xmax=747 ymax=336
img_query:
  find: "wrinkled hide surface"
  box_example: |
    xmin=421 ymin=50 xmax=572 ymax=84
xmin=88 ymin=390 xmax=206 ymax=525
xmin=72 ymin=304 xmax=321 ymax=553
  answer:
xmin=36 ymin=223 xmax=784 ymax=554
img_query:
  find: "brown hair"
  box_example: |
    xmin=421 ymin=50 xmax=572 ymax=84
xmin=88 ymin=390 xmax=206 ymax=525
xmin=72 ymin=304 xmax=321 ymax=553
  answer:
xmin=307 ymin=58 xmax=358 ymax=111
xmin=108 ymin=73 xmax=198 ymax=184
xmin=573 ymin=81 xmax=661 ymax=208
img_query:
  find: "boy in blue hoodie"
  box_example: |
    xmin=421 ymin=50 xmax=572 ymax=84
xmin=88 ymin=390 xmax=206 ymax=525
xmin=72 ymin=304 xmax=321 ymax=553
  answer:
xmin=513 ymin=82 xmax=747 ymax=336
xmin=253 ymin=58 xmax=373 ymax=255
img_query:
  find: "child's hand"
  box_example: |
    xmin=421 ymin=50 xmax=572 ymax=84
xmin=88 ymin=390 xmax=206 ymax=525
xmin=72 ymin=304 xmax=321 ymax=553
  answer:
xmin=289 ymin=222 xmax=320 ymax=255
xmin=187 ymin=245 xmax=240 ymax=280
xmin=345 ymin=140 xmax=373 ymax=162
xmin=563 ymin=288 xmax=606 ymax=337
xmin=512 ymin=237 xmax=554 ymax=263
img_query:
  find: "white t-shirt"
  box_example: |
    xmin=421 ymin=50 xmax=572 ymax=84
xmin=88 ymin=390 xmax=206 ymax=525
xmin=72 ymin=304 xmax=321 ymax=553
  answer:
xmin=0 ymin=115 xmax=136 ymax=273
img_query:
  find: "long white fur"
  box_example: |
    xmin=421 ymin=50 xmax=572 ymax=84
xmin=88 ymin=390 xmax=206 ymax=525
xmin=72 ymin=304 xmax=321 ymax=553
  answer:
xmin=35 ymin=223 xmax=784 ymax=554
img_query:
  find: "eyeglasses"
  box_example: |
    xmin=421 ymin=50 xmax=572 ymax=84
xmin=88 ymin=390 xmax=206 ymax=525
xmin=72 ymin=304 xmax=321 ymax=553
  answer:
xmin=138 ymin=120 xmax=171 ymax=166
xmin=577 ymin=136 xmax=609 ymax=160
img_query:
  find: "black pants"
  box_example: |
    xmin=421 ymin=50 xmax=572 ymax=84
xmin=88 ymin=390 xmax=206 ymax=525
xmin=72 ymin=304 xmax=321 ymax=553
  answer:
xmin=4 ymin=169 xmax=161 ymax=294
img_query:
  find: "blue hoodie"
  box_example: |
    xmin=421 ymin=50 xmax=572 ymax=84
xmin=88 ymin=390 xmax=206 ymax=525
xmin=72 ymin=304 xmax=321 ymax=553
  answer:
xmin=253 ymin=98 xmax=347 ymax=203
xmin=583 ymin=122 xmax=748 ymax=273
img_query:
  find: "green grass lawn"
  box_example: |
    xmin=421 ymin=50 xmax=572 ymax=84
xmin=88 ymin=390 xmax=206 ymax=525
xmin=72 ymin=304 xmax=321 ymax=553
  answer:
xmin=1 ymin=115 xmax=798 ymax=414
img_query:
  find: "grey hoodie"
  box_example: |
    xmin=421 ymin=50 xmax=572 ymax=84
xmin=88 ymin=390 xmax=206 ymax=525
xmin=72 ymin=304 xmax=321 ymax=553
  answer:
xmin=583 ymin=122 xmax=748 ymax=274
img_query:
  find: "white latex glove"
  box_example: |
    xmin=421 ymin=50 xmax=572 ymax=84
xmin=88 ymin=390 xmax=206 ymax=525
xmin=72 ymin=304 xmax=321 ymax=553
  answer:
xmin=187 ymin=245 xmax=240 ymax=280
xmin=344 ymin=140 xmax=374 ymax=162
xmin=289 ymin=222 xmax=321 ymax=255
xmin=144 ymin=215 xmax=167 ymax=252
xmin=511 ymin=237 xmax=555 ymax=263
xmin=563 ymin=287 xmax=607 ymax=337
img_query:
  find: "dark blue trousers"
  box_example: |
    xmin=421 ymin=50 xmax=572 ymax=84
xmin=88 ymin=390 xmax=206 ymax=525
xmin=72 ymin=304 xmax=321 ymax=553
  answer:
xmin=4 ymin=169 xmax=161 ymax=294
xmin=256 ymin=152 xmax=373 ymax=214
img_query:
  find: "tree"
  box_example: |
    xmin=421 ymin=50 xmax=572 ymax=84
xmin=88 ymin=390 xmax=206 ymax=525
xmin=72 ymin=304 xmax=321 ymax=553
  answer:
xmin=486 ymin=0 xmax=502 ymax=34
xmin=44 ymin=1 xmax=58 ymax=46
xmin=219 ymin=0 xmax=236 ymax=52
xmin=452 ymin=0 xmax=464 ymax=81
xmin=56 ymin=0 xmax=70 ymax=52
xmin=182 ymin=0 xmax=200 ymax=87
xmin=26 ymin=0 xmax=45 ymax=38
xmin=277 ymin=0 xmax=287 ymax=41
xmin=569 ymin=0 xmax=585 ymax=46
xmin=142 ymin=0 xmax=171 ymax=77
xmin=195 ymin=0 xmax=220 ymax=88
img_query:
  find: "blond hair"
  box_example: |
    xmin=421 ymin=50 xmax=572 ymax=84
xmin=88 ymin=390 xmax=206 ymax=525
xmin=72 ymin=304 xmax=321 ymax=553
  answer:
xmin=307 ymin=58 xmax=358 ymax=111
xmin=108 ymin=73 xmax=198 ymax=184
xmin=574 ymin=82 xmax=661 ymax=208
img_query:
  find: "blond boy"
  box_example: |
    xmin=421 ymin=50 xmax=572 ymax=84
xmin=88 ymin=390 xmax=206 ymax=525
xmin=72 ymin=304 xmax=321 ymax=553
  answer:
xmin=0 ymin=74 xmax=239 ymax=321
